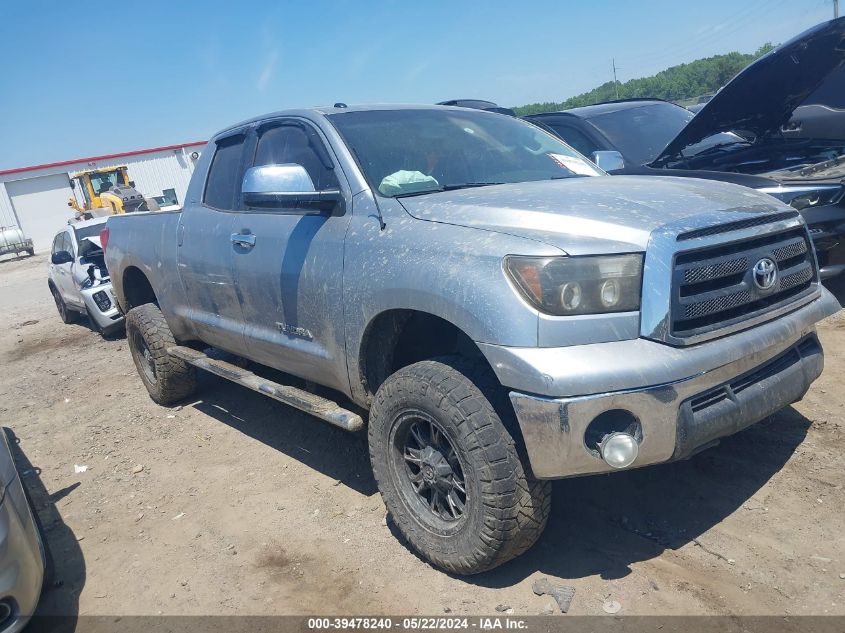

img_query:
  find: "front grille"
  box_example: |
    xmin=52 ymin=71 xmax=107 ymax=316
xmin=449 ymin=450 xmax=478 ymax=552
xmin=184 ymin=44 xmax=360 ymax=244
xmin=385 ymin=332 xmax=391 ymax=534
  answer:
xmin=671 ymin=227 xmax=817 ymax=338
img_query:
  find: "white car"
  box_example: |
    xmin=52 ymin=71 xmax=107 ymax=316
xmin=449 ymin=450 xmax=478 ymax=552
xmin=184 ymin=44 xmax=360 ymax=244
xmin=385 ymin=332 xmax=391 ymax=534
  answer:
xmin=47 ymin=218 xmax=124 ymax=336
xmin=148 ymin=195 xmax=181 ymax=212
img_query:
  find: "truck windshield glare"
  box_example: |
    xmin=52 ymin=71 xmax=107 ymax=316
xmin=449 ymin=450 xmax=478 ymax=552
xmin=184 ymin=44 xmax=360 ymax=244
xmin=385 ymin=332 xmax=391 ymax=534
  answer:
xmin=328 ymin=108 xmax=602 ymax=197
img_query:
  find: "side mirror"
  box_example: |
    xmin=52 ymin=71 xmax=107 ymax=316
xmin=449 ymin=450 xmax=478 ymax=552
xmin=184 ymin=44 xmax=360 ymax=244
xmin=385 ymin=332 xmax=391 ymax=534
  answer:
xmin=242 ymin=164 xmax=344 ymax=214
xmin=591 ymin=150 xmax=625 ymax=172
xmin=51 ymin=250 xmax=73 ymax=265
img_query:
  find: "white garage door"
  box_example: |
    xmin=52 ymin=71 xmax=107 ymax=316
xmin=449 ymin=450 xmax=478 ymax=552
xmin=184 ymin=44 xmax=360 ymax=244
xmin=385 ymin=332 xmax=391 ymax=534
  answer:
xmin=6 ymin=173 xmax=75 ymax=253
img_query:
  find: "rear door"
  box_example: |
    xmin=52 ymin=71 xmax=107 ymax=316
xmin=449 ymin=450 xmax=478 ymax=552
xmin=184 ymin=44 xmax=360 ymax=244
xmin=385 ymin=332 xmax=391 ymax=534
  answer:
xmin=229 ymin=118 xmax=352 ymax=393
xmin=176 ymin=132 xmax=247 ymax=352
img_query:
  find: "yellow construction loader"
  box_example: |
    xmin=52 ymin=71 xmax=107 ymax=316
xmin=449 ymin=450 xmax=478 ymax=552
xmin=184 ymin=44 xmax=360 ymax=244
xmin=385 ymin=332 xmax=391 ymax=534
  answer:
xmin=68 ymin=166 xmax=151 ymax=219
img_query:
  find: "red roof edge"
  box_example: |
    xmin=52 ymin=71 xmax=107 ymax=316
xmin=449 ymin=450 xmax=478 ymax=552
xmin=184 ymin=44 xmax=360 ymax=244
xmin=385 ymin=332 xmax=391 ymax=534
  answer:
xmin=0 ymin=141 xmax=208 ymax=177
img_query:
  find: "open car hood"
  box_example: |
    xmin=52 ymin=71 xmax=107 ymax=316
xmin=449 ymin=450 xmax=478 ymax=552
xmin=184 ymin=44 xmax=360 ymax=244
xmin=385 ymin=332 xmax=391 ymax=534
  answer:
xmin=79 ymin=236 xmax=103 ymax=257
xmin=654 ymin=17 xmax=845 ymax=164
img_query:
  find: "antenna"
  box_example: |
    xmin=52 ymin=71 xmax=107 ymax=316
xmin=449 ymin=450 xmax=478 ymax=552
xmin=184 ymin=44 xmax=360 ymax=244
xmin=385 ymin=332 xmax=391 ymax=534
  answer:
xmin=612 ymin=58 xmax=620 ymax=99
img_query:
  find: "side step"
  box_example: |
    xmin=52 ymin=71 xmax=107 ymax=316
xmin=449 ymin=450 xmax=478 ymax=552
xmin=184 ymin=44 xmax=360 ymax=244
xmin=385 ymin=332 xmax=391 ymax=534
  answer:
xmin=167 ymin=346 xmax=364 ymax=432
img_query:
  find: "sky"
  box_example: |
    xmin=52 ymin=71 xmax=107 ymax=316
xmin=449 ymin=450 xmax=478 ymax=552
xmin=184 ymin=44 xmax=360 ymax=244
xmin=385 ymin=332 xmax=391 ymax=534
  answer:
xmin=0 ymin=0 xmax=837 ymax=169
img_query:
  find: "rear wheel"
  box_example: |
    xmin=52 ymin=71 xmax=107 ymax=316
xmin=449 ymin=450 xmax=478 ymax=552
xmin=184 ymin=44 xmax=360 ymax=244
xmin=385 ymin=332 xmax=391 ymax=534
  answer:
xmin=50 ymin=286 xmax=78 ymax=324
xmin=368 ymin=356 xmax=551 ymax=575
xmin=125 ymin=303 xmax=196 ymax=405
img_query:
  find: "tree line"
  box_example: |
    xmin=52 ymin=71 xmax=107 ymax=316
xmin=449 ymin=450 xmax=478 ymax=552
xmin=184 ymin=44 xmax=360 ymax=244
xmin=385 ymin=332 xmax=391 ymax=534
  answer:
xmin=513 ymin=44 xmax=776 ymax=115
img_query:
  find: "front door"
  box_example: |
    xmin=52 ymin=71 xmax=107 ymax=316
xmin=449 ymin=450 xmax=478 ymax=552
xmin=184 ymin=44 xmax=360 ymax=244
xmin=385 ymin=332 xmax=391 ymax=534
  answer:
xmin=176 ymin=132 xmax=246 ymax=352
xmin=230 ymin=119 xmax=352 ymax=393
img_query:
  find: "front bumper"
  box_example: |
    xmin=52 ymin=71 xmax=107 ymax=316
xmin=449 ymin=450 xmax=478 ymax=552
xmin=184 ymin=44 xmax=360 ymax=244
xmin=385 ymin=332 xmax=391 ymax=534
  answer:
xmin=80 ymin=283 xmax=124 ymax=332
xmin=480 ymin=289 xmax=840 ymax=479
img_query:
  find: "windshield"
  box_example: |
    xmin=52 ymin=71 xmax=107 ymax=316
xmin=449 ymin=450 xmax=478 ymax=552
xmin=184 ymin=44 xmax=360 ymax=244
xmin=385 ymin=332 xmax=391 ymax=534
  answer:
xmin=584 ymin=102 xmax=740 ymax=165
xmin=328 ymin=109 xmax=601 ymax=197
xmin=89 ymin=169 xmax=126 ymax=195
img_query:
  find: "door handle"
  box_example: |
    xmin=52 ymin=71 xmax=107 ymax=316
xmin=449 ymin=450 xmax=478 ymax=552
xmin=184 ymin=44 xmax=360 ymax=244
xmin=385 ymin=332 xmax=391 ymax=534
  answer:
xmin=231 ymin=233 xmax=256 ymax=247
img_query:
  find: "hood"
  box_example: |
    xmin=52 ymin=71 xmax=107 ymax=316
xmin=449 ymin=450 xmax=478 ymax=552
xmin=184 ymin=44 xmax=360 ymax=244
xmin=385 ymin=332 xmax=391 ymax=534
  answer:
xmin=79 ymin=235 xmax=103 ymax=257
xmin=397 ymin=176 xmax=783 ymax=254
xmin=655 ymin=17 xmax=845 ymax=164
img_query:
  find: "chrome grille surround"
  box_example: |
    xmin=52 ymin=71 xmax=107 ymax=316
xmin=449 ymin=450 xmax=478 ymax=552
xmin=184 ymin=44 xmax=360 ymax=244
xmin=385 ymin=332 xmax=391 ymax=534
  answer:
xmin=641 ymin=211 xmax=821 ymax=346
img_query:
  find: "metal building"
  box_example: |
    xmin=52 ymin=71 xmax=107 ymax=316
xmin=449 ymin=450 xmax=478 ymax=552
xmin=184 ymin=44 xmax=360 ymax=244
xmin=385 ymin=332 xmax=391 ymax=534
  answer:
xmin=0 ymin=141 xmax=205 ymax=252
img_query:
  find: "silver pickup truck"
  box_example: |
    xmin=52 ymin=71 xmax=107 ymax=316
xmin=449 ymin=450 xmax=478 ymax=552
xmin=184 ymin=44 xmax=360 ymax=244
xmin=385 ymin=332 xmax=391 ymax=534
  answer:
xmin=104 ymin=105 xmax=839 ymax=574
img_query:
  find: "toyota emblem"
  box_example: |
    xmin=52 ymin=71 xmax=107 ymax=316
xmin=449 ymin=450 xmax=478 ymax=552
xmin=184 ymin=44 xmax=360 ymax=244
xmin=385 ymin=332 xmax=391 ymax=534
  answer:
xmin=752 ymin=257 xmax=778 ymax=291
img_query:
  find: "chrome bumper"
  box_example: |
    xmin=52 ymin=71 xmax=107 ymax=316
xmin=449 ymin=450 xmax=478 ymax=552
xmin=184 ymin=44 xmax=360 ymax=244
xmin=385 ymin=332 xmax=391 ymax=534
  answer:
xmin=483 ymin=289 xmax=840 ymax=479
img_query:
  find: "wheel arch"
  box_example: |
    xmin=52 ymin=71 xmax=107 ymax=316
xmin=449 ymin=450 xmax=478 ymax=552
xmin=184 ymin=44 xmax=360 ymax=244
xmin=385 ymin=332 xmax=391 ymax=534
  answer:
xmin=358 ymin=308 xmax=493 ymax=400
xmin=121 ymin=266 xmax=158 ymax=310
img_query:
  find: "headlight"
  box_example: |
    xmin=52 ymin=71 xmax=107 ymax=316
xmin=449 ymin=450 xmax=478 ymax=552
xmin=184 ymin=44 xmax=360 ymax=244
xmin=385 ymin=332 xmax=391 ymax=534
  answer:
xmin=760 ymin=185 xmax=843 ymax=211
xmin=505 ymin=254 xmax=643 ymax=315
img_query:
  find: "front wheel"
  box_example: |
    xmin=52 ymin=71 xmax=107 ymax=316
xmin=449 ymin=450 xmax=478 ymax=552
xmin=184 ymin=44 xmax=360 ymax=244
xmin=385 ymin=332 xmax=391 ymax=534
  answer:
xmin=368 ymin=357 xmax=551 ymax=575
xmin=125 ymin=303 xmax=196 ymax=405
xmin=50 ymin=286 xmax=78 ymax=324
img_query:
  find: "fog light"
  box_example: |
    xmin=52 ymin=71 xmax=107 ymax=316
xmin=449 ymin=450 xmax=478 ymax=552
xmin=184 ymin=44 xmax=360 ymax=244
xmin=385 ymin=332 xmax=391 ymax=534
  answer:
xmin=600 ymin=432 xmax=638 ymax=469
xmin=93 ymin=290 xmax=111 ymax=312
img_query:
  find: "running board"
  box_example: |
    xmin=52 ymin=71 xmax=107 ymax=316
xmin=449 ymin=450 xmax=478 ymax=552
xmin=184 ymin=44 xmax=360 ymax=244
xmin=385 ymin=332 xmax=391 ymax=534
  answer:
xmin=167 ymin=346 xmax=364 ymax=432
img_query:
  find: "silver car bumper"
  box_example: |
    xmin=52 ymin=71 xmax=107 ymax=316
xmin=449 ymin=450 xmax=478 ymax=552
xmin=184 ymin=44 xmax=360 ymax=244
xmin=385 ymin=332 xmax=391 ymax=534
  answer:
xmin=80 ymin=283 xmax=124 ymax=332
xmin=479 ymin=289 xmax=840 ymax=479
xmin=0 ymin=445 xmax=45 ymax=633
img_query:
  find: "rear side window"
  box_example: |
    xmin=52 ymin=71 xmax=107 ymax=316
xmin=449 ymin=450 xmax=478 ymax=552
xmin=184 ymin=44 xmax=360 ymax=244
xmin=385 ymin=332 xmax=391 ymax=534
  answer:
xmin=253 ymin=124 xmax=338 ymax=191
xmin=204 ymin=134 xmax=245 ymax=209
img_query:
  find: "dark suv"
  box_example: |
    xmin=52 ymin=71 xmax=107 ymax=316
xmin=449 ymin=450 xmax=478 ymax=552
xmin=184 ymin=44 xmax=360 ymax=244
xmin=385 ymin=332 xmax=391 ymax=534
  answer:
xmin=526 ymin=17 xmax=845 ymax=279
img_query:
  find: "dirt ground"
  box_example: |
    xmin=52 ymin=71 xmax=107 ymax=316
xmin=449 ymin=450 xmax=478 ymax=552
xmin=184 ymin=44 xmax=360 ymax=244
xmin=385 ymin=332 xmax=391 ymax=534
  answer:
xmin=1 ymin=253 xmax=844 ymax=619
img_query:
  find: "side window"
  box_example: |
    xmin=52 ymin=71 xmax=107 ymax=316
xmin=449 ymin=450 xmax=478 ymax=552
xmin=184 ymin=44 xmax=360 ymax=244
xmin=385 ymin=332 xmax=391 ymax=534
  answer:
xmin=162 ymin=188 xmax=178 ymax=206
xmin=51 ymin=234 xmax=63 ymax=255
xmin=61 ymin=232 xmax=74 ymax=257
xmin=549 ymin=124 xmax=600 ymax=158
xmin=203 ymin=134 xmax=246 ymax=210
xmin=253 ymin=124 xmax=338 ymax=191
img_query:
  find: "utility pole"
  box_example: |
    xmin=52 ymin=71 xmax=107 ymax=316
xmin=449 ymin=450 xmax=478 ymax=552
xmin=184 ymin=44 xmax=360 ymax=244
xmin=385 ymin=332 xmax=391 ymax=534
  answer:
xmin=835 ymin=0 xmax=840 ymax=19
xmin=612 ymin=58 xmax=619 ymax=99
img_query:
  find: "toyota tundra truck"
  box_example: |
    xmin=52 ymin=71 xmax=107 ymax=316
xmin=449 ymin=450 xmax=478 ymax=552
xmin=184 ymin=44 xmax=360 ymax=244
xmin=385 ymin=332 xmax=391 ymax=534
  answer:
xmin=103 ymin=105 xmax=840 ymax=574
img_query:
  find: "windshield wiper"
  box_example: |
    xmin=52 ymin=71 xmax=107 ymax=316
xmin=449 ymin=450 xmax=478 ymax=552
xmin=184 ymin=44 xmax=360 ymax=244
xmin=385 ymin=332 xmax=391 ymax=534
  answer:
xmin=394 ymin=188 xmax=445 ymax=198
xmin=441 ymin=182 xmax=506 ymax=190
xmin=394 ymin=182 xmax=505 ymax=198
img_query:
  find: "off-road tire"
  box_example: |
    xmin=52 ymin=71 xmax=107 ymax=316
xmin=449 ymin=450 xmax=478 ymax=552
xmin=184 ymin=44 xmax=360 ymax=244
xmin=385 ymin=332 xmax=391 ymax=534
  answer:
xmin=26 ymin=248 xmax=35 ymax=257
xmin=125 ymin=303 xmax=196 ymax=405
xmin=369 ymin=356 xmax=551 ymax=575
xmin=50 ymin=285 xmax=79 ymax=324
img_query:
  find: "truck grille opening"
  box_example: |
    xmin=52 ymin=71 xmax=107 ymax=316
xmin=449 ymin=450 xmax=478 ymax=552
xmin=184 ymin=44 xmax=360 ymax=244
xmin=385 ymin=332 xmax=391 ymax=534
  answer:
xmin=688 ymin=335 xmax=819 ymax=413
xmin=671 ymin=227 xmax=817 ymax=339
